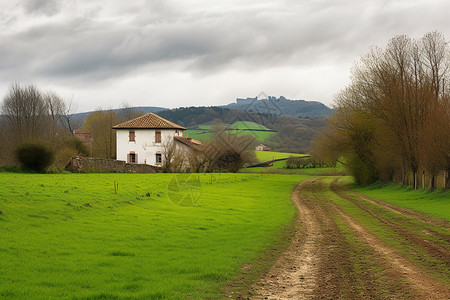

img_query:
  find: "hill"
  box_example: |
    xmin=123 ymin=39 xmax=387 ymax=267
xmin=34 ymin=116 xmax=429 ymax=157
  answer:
xmin=71 ymin=106 xmax=167 ymax=127
xmin=158 ymin=107 xmax=328 ymax=153
xmin=69 ymin=102 xmax=329 ymax=153
xmin=223 ymin=96 xmax=333 ymax=117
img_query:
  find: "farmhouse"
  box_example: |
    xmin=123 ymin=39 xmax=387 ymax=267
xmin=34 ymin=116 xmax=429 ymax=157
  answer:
xmin=255 ymin=144 xmax=271 ymax=151
xmin=113 ymin=113 xmax=200 ymax=166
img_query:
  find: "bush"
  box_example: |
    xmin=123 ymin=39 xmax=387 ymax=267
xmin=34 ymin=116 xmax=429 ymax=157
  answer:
xmin=15 ymin=142 xmax=55 ymax=173
xmin=51 ymin=147 xmax=77 ymax=172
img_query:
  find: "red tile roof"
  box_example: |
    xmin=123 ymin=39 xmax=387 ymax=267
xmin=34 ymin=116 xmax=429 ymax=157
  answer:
xmin=74 ymin=129 xmax=92 ymax=134
xmin=112 ymin=113 xmax=186 ymax=130
xmin=174 ymin=136 xmax=203 ymax=151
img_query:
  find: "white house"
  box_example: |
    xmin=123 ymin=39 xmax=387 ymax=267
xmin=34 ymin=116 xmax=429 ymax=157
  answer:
xmin=255 ymin=144 xmax=271 ymax=151
xmin=113 ymin=113 xmax=200 ymax=166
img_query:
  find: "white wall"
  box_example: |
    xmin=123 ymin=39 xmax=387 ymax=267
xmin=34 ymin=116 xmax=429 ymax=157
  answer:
xmin=116 ymin=129 xmax=184 ymax=165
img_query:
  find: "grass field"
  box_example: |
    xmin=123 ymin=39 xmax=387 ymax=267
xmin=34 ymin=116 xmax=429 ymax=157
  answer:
xmin=0 ymin=173 xmax=305 ymax=299
xmin=242 ymin=152 xmax=344 ymax=176
xmin=184 ymin=121 xmax=275 ymax=142
xmin=254 ymin=151 xmax=307 ymax=162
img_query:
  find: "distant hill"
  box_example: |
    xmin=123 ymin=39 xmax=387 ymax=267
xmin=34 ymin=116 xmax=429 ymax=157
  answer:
xmin=71 ymin=106 xmax=167 ymax=129
xmin=223 ymin=96 xmax=332 ymax=117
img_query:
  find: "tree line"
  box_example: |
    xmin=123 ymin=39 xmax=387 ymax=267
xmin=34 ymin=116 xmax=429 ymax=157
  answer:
xmin=311 ymin=31 xmax=450 ymax=189
xmin=0 ymin=84 xmax=85 ymax=171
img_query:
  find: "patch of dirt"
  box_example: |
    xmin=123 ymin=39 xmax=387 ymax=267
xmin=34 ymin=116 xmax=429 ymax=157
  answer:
xmin=250 ymin=178 xmax=321 ymax=299
xmin=250 ymin=179 xmax=388 ymax=299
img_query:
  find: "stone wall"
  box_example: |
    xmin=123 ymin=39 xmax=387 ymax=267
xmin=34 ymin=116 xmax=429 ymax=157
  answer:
xmin=66 ymin=156 xmax=158 ymax=173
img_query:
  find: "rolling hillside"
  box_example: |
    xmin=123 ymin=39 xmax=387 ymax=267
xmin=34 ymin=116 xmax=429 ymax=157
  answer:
xmin=184 ymin=121 xmax=276 ymax=142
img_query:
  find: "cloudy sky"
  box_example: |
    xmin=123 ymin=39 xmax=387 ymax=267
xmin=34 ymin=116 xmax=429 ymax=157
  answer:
xmin=1 ymin=0 xmax=450 ymax=112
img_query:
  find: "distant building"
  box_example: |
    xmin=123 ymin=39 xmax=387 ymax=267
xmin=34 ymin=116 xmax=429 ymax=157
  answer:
xmin=112 ymin=113 xmax=201 ymax=166
xmin=255 ymin=144 xmax=271 ymax=151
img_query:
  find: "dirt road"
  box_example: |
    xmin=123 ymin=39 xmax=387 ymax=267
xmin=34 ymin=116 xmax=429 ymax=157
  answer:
xmin=250 ymin=178 xmax=450 ymax=299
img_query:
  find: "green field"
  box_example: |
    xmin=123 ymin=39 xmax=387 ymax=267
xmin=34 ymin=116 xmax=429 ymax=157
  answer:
xmin=184 ymin=121 xmax=275 ymax=142
xmin=242 ymin=151 xmax=343 ymax=176
xmin=254 ymin=151 xmax=307 ymax=162
xmin=229 ymin=121 xmax=270 ymax=130
xmin=0 ymin=173 xmax=304 ymax=299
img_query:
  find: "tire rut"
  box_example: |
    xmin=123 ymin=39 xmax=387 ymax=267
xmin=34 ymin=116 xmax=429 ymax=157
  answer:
xmin=330 ymin=179 xmax=450 ymax=269
xmin=330 ymin=198 xmax=450 ymax=299
xmin=251 ymin=178 xmax=322 ymax=299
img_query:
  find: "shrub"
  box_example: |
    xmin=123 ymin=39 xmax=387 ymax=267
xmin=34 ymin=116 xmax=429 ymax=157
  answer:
xmin=52 ymin=147 xmax=77 ymax=172
xmin=15 ymin=142 xmax=55 ymax=173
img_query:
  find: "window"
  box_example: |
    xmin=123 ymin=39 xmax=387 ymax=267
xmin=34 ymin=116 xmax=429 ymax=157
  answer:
xmin=128 ymin=153 xmax=137 ymax=164
xmin=155 ymin=130 xmax=161 ymax=143
xmin=129 ymin=130 xmax=135 ymax=142
xmin=156 ymin=153 xmax=162 ymax=164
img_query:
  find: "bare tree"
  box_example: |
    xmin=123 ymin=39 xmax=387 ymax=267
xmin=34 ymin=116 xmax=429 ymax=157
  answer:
xmin=1 ymin=84 xmax=47 ymax=143
xmin=60 ymin=99 xmax=82 ymax=135
xmin=161 ymin=139 xmax=185 ymax=172
xmin=312 ymin=32 xmax=450 ymax=188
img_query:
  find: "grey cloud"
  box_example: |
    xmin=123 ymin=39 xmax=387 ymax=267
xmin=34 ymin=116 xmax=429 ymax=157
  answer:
xmin=23 ymin=0 xmax=61 ymax=16
xmin=1 ymin=0 xmax=450 ymax=84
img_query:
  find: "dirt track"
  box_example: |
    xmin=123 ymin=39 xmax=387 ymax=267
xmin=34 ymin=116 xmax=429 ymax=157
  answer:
xmin=250 ymin=178 xmax=450 ymax=299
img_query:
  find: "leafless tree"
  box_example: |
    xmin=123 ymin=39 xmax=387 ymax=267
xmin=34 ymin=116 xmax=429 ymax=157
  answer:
xmin=161 ymin=139 xmax=185 ymax=172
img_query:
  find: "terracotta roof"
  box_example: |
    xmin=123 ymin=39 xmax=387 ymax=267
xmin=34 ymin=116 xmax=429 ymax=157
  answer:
xmin=74 ymin=129 xmax=92 ymax=134
xmin=174 ymin=136 xmax=203 ymax=151
xmin=112 ymin=113 xmax=186 ymax=130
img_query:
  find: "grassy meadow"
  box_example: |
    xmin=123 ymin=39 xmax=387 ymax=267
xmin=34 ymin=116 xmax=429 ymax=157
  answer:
xmin=184 ymin=121 xmax=275 ymax=142
xmin=253 ymin=151 xmax=307 ymax=162
xmin=243 ymin=151 xmax=344 ymax=176
xmin=0 ymin=173 xmax=305 ymax=299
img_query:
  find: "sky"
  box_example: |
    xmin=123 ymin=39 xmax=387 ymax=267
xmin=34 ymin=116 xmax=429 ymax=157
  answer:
xmin=1 ymin=0 xmax=450 ymax=113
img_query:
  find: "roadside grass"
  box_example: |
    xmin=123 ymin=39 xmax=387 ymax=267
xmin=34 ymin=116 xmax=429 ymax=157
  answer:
xmin=0 ymin=173 xmax=305 ymax=299
xmin=323 ymin=178 xmax=450 ymax=284
xmin=349 ymin=181 xmax=450 ymax=221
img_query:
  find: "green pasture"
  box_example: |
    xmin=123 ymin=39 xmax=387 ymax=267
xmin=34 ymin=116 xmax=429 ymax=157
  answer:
xmin=229 ymin=121 xmax=270 ymax=130
xmin=184 ymin=121 xmax=275 ymax=142
xmin=0 ymin=173 xmax=304 ymax=299
xmin=254 ymin=151 xmax=307 ymax=162
xmin=242 ymin=152 xmax=343 ymax=176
